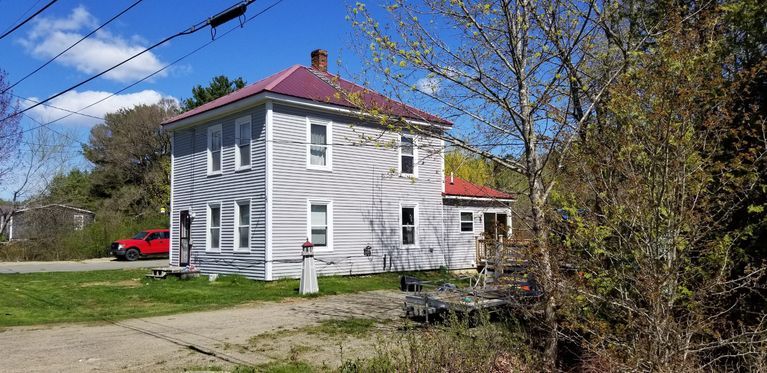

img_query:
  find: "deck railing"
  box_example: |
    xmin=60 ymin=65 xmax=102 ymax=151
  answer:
xmin=475 ymin=237 xmax=532 ymax=266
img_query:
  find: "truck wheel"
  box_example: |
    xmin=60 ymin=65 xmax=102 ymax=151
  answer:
xmin=124 ymin=248 xmax=140 ymax=261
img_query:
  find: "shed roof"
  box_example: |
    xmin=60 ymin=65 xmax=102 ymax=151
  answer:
xmin=162 ymin=65 xmax=452 ymax=126
xmin=443 ymin=176 xmax=516 ymax=200
xmin=16 ymin=204 xmax=95 ymax=215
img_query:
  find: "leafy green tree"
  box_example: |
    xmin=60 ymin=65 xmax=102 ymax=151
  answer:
xmin=348 ymin=2 xmax=647 ymax=363
xmin=43 ymin=169 xmax=93 ymax=210
xmin=83 ymin=99 xmax=178 ymax=216
xmin=444 ymin=150 xmax=493 ymax=185
xmin=181 ymin=75 xmax=246 ymax=111
xmin=558 ymin=9 xmax=767 ymax=369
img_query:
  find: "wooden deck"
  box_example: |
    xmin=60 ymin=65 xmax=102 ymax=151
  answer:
xmin=146 ymin=266 xmax=200 ymax=280
xmin=475 ymin=237 xmax=531 ymax=268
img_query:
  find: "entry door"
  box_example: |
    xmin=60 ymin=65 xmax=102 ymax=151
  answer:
xmin=484 ymin=213 xmax=497 ymax=240
xmin=179 ymin=210 xmax=191 ymax=266
xmin=483 ymin=213 xmax=509 ymax=240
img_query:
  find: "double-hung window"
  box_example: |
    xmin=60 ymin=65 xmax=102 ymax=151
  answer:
xmin=73 ymin=214 xmax=85 ymax=230
xmin=308 ymin=201 xmax=332 ymax=250
xmin=235 ymin=116 xmax=251 ymax=170
xmin=207 ymin=124 xmax=222 ymax=175
xmin=307 ymin=119 xmax=331 ymax=170
xmin=400 ymin=135 xmax=416 ymax=176
xmin=235 ymin=200 xmax=250 ymax=251
xmin=207 ymin=203 xmax=221 ymax=251
xmin=401 ymin=205 xmax=417 ymax=246
xmin=460 ymin=212 xmax=474 ymax=232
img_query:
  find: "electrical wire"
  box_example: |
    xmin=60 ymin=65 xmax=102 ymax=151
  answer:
xmin=1 ymin=0 xmax=256 ymax=122
xmin=13 ymin=0 xmax=284 ymax=136
xmin=13 ymin=94 xmax=104 ymax=121
xmin=2 ymin=0 xmax=145 ymax=94
xmin=23 ymin=113 xmax=87 ymax=147
xmin=1 ymin=0 xmax=42 ymax=35
xmin=0 ymin=0 xmax=59 ymax=40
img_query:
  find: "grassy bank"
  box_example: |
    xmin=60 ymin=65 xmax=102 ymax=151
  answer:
xmin=0 ymin=269 xmax=445 ymax=327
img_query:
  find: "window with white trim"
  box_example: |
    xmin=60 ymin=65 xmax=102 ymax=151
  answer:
xmin=207 ymin=124 xmax=222 ymax=175
xmin=73 ymin=214 xmax=85 ymax=230
xmin=307 ymin=119 xmax=331 ymax=170
xmin=401 ymin=205 xmax=417 ymax=245
xmin=308 ymin=201 xmax=332 ymax=250
xmin=400 ymin=135 xmax=415 ymax=176
xmin=235 ymin=200 xmax=250 ymax=250
xmin=207 ymin=203 xmax=221 ymax=250
xmin=235 ymin=116 xmax=251 ymax=170
xmin=460 ymin=212 xmax=474 ymax=232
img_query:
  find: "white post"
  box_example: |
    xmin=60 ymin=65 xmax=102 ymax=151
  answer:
xmin=299 ymin=239 xmax=319 ymax=294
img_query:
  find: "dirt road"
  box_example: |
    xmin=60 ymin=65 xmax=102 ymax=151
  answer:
xmin=0 ymin=290 xmax=405 ymax=372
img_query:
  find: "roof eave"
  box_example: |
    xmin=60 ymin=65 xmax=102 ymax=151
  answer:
xmin=442 ymin=195 xmax=516 ymax=202
xmin=162 ymin=91 xmax=270 ymax=132
xmin=163 ymin=91 xmax=452 ymax=132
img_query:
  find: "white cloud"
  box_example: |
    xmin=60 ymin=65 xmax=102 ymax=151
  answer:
xmin=416 ymin=76 xmax=441 ymax=95
xmin=19 ymin=6 xmax=167 ymax=83
xmin=25 ymin=90 xmax=177 ymax=127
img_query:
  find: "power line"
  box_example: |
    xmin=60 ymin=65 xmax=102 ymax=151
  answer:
xmin=14 ymin=94 xmax=104 ymax=121
xmin=2 ymin=0 xmax=145 ymax=93
xmin=23 ymin=113 xmax=87 ymax=147
xmin=0 ymin=0 xmax=59 ymax=40
xmin=1 ymin=0 xmax=42 ymax=35
xmin=15 ymin=0 xmax=284 ymax=136
xmin=1 ymin=0 xmax=256 ymax=123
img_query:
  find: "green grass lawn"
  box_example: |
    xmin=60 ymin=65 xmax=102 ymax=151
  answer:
xmin=0 ymin=269 xmax=455 ymax=327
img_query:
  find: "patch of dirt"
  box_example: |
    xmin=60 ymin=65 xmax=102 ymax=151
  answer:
xmin=245 ymin=321 xmax=397 ymax=369
xmin=80 ymin=279 xmax=143 ymax=288
xmin=0 ymin=290 xmax=404 ymax=372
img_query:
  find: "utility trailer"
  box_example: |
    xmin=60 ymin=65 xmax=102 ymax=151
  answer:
xmin=402 ymin=262 xmax=542 ymax=322
xmin=404 ymin=285 xmax=513 ymax=322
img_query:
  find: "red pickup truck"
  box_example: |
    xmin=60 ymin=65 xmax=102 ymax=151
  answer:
xmin=110 ymin=229 xmax=170 ymax=261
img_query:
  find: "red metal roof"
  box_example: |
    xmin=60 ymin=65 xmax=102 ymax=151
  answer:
xmin=443 ymin=176 xmax=515 ymax=200
xmin=163 ymin=65 xmax=452 ymax=126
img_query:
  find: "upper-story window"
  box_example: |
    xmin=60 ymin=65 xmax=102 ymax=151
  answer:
xmin=207 ymin=124 xmax=222 ymax=175
xmin=235 ymin=116 xmax=251 ymax=170
xmin=307 ymin=118 xmax=332 ymax=170
xmin=399 ymin=135 xmax=416 ymax=176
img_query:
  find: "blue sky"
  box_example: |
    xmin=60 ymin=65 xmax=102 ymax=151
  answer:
xmin=1 ymin=0 xmax=369 ymax=139
xmin=0 ymin=0 xmax=384 ymax=198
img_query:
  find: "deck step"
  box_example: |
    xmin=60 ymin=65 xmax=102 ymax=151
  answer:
xmin=146 ymin=266 xmax=200 ymax=280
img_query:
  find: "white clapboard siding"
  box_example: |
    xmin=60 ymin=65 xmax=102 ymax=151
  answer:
xmin=169 ymin=100 xmax=494 ymax=281
xmin=269 ymin=104 xmax=460 ymax=279
xmin=170 ymin=104 xmax=267 ymax=279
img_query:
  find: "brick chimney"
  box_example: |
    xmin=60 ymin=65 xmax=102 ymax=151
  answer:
xmin=311 ymin=49 xmax=328 ymax=72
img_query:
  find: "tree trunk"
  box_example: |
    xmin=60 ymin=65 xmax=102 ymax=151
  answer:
xmin=530 ymin=178 xmax=558 ymax=370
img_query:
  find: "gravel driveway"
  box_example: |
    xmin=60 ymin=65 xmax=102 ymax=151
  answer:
xmin=0 ymin=290 xmax=404 ymax=372
xmin=0 ymin=257 xmax=168 ymax=274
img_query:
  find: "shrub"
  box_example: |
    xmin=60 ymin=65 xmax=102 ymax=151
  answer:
xmin=339 ymin=314 xmax=535 ymax=372
xmin=0 ymin=210 xmax=168 ymax=261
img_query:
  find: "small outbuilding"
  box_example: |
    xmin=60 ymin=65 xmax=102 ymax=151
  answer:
xmin=7 ymin=204 xmax=95 ymax=241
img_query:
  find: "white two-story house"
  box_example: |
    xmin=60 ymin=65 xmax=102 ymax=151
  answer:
xmin=161 ymin=50 xmax=515 ymax=280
